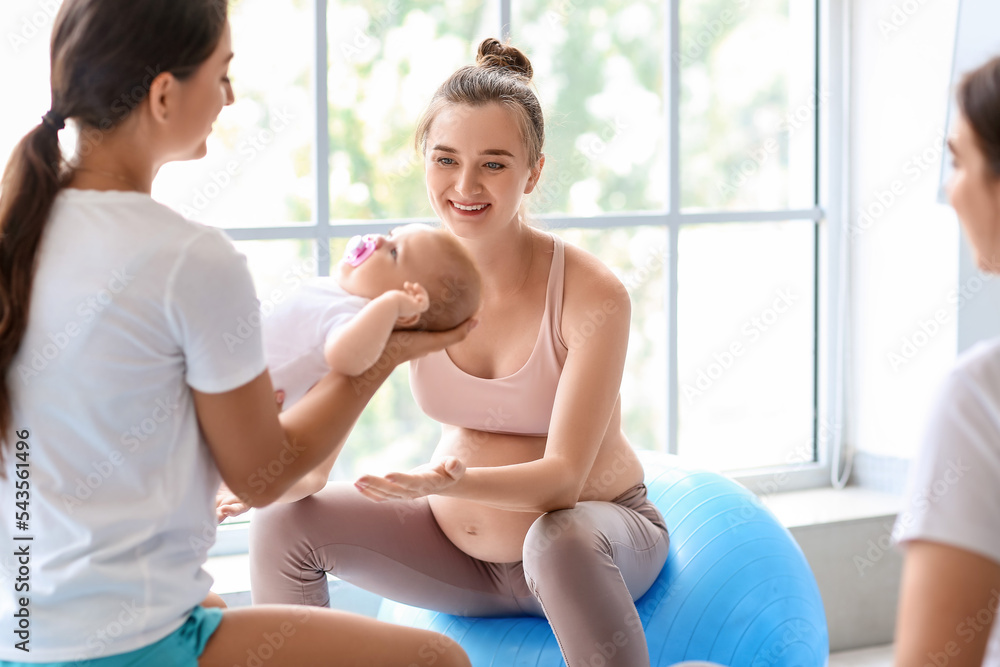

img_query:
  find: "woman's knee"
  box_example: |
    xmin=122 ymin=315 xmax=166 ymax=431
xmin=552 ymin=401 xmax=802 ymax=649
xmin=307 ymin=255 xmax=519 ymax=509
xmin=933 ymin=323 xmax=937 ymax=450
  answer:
xmin=522 ymin=509 xmax=602 ymax=577
xmin=248 ymin=499 xmax=312 ymax=553
xmin=249 ymin=485 xmax=355 ymax=552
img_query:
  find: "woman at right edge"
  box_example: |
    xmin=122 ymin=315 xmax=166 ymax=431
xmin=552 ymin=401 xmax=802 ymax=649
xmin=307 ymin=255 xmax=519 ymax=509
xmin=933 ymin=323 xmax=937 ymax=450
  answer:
xmin=250 ymin=38 xmax=671 ymax=667
xmin=894 ymin=55 xmax=1000 ymax=666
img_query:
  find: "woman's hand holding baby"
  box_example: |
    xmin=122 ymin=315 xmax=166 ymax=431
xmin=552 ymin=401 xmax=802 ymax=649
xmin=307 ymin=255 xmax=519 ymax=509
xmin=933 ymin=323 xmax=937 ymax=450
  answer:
xmin=354 ymin=456 xmax=466 ymax=502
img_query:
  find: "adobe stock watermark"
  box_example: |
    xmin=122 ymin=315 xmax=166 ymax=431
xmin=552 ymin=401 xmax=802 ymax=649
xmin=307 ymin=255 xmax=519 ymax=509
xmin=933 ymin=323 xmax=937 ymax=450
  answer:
xmin=583 ymin=622 xmax=638 ymax=667
xmin=234 ymin=607 xmax=309 ymax=667
xmin=533 ymin=115 xmax=630 ymax=211
xmin=68 ymin=600 xmax=147 ymax=666
xmin=848 ymin=129 xmax=946 ymax=241
xmin=403 ymin=617 xmax=475 ymax=667
xmin=406 ymin=632 xmax=467 ymax=667
xmin=386 ymin=106 xmax=478 ymax=186
xmin=7 ymin=0 xmax=60 ymax=54
xmin=878 ymin=0 xmax=934 ymax=41
xmin=618 ymin=246 xmax=668 ymax=294
xmin=335 ymin=0 xmax=401 ymax=63
xmin=393 ymin=405 xmax=511 ymax=524
xmin=75 ymin=65 xmax=165 ymax=158
xmin=222 ymin=243 xmax=333 ymax=354
xmin=192 ymin=441 xmax=307 ymax=545
xmin=921 ymin=588 xmax=1000 ymax=667
xmin=59 ymin=394 xmax=180 ymax=513
xmin=542 ymin=0 xmax=580 ymax=28
xmin=674 ymin=0 xmax=754 ymax=68
xmin=177 ymin=107 xmax=295 ymax=219
xmin=247 ymin=439 xmax=308 ymax=498
xmin=578 ymin=448 xmax=635 ymax=501
xmin=347 ymin=274 xmax=478 ymax=396
xmin=17 ymin=266 xmax=135 ymax=385
xmin=564 ymin=298 xmax=621 ymax=350
xmin=887 ymin=271 xmax=994 ymax=371
xmin=753 ymin=619 xmax=819 ymax=665
xmin=716 ymin=88 xmax=830 ymax=201
xmin=853 ymin=457 xmax=970 ymax=576
xmin=726 ymin=421 xmax=836 ymax=530
xmin=522 ymin=447 xmax=654 ymax=562
xmin=682 ymin=288 xmax=797 ymax=404
xmin=753 ymin=430 xmax=829 ymax=498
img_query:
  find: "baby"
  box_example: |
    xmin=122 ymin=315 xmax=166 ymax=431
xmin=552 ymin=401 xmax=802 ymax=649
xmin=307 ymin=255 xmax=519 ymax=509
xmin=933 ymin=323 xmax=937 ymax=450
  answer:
xmin=264 ymin=223 xmax=481 ymax=408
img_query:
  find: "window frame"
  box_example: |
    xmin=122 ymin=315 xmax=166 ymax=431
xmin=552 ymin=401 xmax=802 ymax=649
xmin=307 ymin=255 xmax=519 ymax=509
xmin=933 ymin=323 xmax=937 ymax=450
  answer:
xmin=211 ymin=0 xmax=848 ymax=556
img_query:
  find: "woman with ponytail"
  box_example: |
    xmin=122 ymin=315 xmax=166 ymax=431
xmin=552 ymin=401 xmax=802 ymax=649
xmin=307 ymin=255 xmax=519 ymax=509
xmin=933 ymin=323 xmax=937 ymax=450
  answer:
xmin=893 ymin=56 xmax=1000 ymax=666
xmin=251 ymin=38 xmax=670 ymax=667
xmin=0 ymin=1 xmax=471 ymax=665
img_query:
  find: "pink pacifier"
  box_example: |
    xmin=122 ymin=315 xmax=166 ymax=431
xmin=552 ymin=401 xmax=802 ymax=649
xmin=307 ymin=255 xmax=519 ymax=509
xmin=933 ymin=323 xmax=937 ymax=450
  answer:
xmin=344 ymin=234 xmax=378 ymax=267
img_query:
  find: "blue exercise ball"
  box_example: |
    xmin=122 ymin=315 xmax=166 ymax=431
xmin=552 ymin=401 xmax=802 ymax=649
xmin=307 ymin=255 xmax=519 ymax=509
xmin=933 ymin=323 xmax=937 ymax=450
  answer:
xmin=378 ymin=451 xmax=829 ymax=666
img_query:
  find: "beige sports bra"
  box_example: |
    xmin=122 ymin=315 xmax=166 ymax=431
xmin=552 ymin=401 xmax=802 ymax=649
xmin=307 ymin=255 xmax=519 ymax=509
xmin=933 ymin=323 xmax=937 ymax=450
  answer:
xmin=409 ymin=233 xmax=569 ymax=436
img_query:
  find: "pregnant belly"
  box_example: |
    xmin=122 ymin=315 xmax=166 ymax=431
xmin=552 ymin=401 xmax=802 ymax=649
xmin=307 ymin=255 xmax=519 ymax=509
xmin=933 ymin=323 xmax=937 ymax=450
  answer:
xmin=429 ymin=427 xmax=547 ymax=563
xmin=428 ymin=495 xmax=541 ymax=563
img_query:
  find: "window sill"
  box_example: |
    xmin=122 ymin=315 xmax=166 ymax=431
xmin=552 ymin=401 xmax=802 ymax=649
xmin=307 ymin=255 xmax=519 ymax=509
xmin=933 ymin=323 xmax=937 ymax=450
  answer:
xmin=759 ymin=485 xmax=902 ymax=530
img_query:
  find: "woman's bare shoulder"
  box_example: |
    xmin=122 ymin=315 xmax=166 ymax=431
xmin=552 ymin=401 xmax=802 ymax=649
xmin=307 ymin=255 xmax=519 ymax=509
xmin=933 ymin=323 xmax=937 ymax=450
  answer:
xmin=557 ymin=238 xmax=631 ymax=340
xmin=560 ymin=238 xmax=630 ymax=307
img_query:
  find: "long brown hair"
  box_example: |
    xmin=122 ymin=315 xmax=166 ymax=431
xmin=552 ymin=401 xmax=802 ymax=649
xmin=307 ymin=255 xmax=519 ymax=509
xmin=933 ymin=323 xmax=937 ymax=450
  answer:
xmin=958 ymin=55 xmax=1000 ymax=177
xmin=0 ymin=0 xmax=228 ymax=458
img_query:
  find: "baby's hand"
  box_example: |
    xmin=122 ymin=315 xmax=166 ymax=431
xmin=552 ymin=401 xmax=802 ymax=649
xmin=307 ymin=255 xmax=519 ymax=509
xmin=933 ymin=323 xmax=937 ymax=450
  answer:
xmin=396 ymin=282 xmax=430 ymax=318
xmin=216 ymin=483 xmax=251 ymax=523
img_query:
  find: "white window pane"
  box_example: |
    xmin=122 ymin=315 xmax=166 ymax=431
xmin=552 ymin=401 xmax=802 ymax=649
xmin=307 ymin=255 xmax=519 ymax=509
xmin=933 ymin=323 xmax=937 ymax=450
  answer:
xmin=677 ymin=221 xmax=816 ymax=470
xmin=514 ymin=0 xmax=668 ymax=214
xmin=327 ymin=0 xmax=500 ymax=221
xmin=680 ymin=0 xmax=817 ymax=211
xmin=233 ymin=239 xmax=318 ymax=306
xmin=0 ymin=2 xmax=57 ymax=173
xmin=154 ymin=0 xmax=315 ymax=228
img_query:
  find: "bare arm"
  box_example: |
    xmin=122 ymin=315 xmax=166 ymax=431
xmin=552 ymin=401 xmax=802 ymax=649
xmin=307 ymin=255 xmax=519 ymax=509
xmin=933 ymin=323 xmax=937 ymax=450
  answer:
xmin=198 ymin=322 xmax=475 ymax=509
xmin=325 ymin=283 xmax=428 ymax=376
xmin=214 ymin=377 xmax=357 ymax=516
xmin=356 ymin=251 xmax=630 ymax=513
xmin=894 ymin=540 xmax=1000 ymax=666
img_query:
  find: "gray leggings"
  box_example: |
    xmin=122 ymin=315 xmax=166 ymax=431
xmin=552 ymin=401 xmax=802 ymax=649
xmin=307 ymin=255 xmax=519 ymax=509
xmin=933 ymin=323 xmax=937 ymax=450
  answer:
xmin=248 ymin=482 xmax=669 ymax=667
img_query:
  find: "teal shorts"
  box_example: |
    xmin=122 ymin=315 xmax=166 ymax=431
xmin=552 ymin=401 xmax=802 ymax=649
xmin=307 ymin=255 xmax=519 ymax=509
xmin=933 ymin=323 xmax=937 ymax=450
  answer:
xmin=1 ymin=605 xmax=223 ymax=667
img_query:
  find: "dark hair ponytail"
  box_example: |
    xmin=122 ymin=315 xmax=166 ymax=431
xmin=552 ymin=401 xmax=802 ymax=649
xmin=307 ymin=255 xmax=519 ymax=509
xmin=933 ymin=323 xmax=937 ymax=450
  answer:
xmin=958 ymin=55 xmax=1000 ymax=177
xmin=0 ymin=0 xmax=228 ymax=462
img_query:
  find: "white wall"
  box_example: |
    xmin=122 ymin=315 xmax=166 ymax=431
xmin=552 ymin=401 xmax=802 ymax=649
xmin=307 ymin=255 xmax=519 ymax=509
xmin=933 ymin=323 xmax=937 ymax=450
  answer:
xmin=0 ymin=2 xmax=59 ymax=161
xmin=848 ymin=0 xmax=960 ymax=460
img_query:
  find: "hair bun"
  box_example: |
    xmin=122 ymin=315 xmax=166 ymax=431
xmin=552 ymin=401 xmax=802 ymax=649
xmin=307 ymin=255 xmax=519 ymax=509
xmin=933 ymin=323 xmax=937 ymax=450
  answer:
xmin=476 ymin=37 xmax=533 ymax=80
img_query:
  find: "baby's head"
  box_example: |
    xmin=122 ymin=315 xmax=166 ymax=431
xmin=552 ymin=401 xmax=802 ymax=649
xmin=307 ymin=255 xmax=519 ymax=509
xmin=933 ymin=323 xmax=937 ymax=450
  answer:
xmin=337 ymin=223 xmax=480 ymax=331
xmin=404 ymin=226 xmax=481 ymax=331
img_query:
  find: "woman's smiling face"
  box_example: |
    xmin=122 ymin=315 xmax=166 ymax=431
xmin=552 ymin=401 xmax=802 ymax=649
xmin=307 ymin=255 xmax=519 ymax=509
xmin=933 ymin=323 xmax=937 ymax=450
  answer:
xmin=423 ymin=102 xmax=543 ymax=239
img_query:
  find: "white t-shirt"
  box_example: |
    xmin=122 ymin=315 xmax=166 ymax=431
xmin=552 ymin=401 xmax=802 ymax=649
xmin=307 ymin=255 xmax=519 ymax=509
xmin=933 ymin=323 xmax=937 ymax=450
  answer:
xmin=0 ymin=189 xmax=266 ymax=661
xmin=263 ymin=278 xmax=369 ymax=408
xmin=894 ymin=337 xmax=1000 ymax=664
